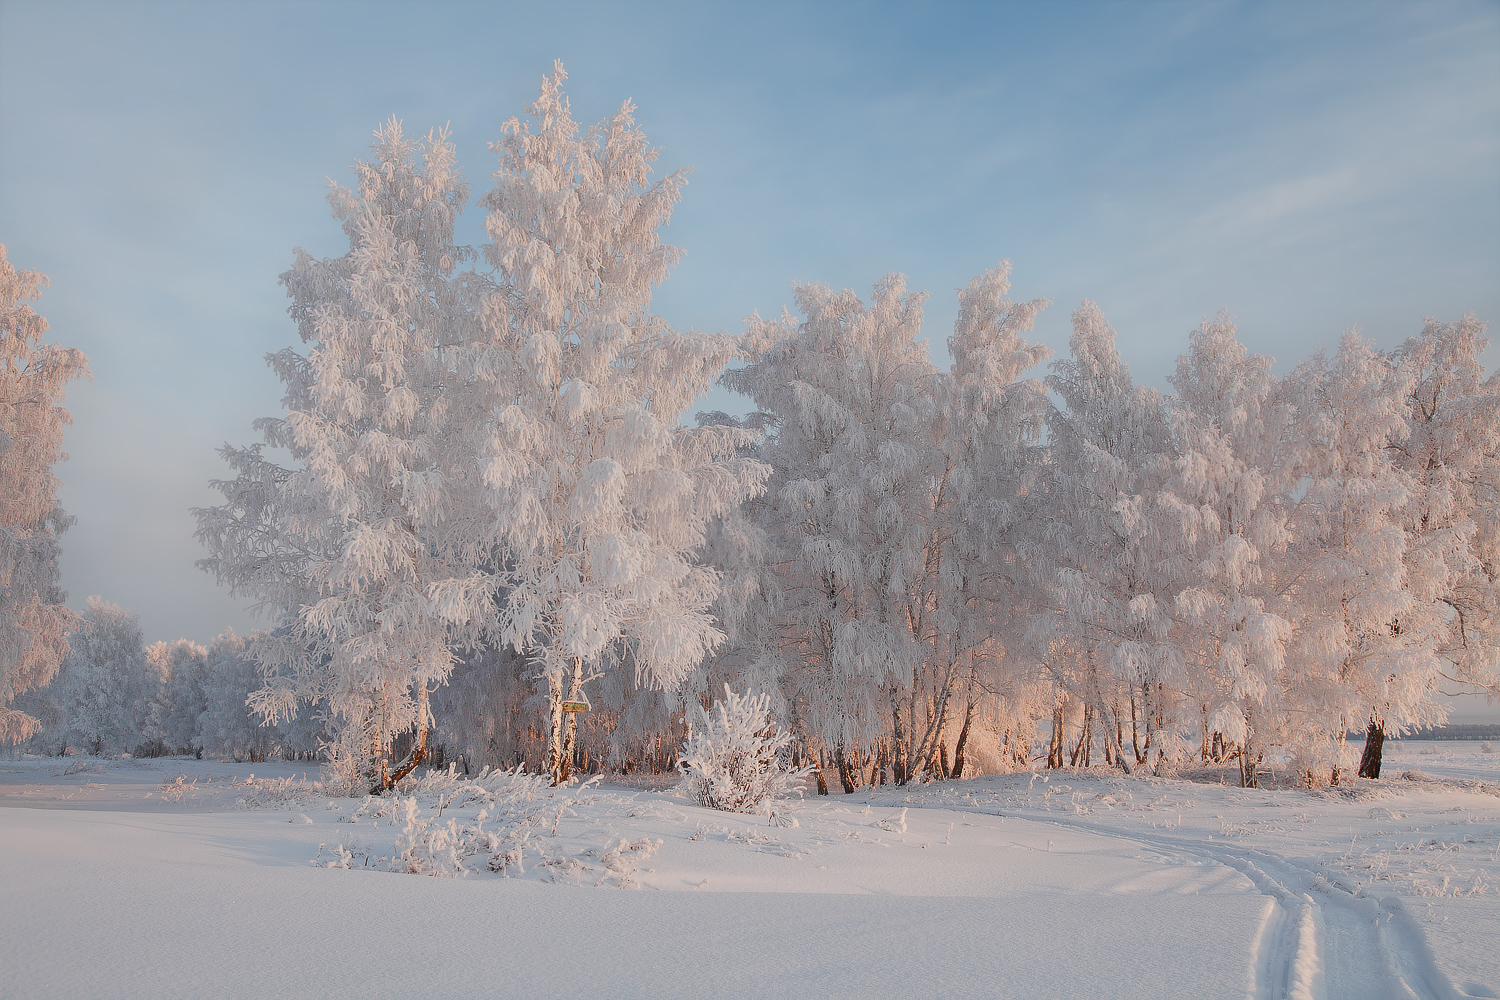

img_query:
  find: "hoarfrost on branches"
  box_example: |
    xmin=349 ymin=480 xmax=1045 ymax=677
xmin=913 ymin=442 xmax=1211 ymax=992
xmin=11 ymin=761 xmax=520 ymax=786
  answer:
xmin=197 ymin=64 xmax=766 ymax=788
xmin=196 ymin=119 xmax=479 ymax=790
xmin=0 ymin=246 xmax=89 ymax=743
xmin=477 ymin=64 xmax=768 ymax=782
xmin=677 ymin=684 xmax=810 ymax=815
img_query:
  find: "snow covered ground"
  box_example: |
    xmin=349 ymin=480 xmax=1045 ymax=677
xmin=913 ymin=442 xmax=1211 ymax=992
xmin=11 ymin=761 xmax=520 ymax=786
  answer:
xmin=1 ymin=742 xmax=1496 ymax=999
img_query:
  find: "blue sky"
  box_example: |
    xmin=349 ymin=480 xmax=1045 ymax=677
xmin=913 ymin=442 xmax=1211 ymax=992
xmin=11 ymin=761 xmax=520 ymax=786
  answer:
xmin=2 ymin=1 xmax=1498 ymax=711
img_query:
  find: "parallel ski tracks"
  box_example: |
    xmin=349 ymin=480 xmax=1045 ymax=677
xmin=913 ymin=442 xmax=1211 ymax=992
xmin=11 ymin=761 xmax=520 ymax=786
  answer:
xmin=928 ymin=801 xmax=1463 ymax=1000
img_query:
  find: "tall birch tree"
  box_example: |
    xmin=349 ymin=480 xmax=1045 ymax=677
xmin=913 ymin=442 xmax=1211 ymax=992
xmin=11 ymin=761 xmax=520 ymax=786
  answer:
xmin=476 ymin=65 xmax=768 ymax=782
xmin=1279 ymin=333 xmax=1444 ymax=782
xmin=1163 ymin=314 xmax=1296 ymax=786
xmin=197 ymin=121 xmax=482 ymax=790
xmin=1035 ymin=301 xmax=1178 ymax=771
xmin=0 ymin=246 xmax=90 ymax=743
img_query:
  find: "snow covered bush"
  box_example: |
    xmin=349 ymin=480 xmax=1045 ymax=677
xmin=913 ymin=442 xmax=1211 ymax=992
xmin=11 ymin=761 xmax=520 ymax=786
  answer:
xmin=300 ymin=765 xmax=663 ymax=884
xmin=678 ymin=685 xmax=809 ymax=814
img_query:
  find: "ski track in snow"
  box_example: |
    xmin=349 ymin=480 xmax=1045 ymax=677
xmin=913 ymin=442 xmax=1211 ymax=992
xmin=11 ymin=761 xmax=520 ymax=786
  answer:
xmin=862 ymin=746 xmax=1500 ymax=1000
xmin=998 ymin=812 xmax=1457 ymax=1000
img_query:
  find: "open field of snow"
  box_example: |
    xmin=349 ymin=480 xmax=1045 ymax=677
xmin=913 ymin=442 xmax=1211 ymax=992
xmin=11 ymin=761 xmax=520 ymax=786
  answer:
xmin=2 ymin=742 xmax=1497 ymax=999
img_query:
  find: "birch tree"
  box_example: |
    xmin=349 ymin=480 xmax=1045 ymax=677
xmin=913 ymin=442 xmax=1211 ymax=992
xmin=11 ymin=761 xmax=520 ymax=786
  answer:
xmin=1377 ymin=315 xmax=1500 ymax=773
xmin=51 ymin=598 xmax=154 ymax=756
xmin=1279 ymin=333 xmax=1444 ymax=782
xmin=728 ymin=276 xmax=942 ymax=787
xmin=476 ymin=65 xmax=768 ymax=782
xmin=197 ymin=120 xmax=483 ymax=790
xmin=1035 ymin=301 xmax=1178 ymax=771
xmin=1162 ymin=314 xmax=1296 ymax=786
xmin=0 ymin=246 xmax=90 ymax=742
xmin=930 ymin=264 xmax=1051 ymax=780
xmin=144 ymin=639 xmax=209 ymax=754
xmin=726 ymin=265 xmax=1049 ymax=786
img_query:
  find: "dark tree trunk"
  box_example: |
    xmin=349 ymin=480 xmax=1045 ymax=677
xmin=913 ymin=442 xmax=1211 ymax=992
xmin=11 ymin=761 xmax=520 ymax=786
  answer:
xmin=385 ymin=686 xmax=433 ymax=790
xmin=951 ymin=702 xmax=974 ymax=780
xmin=938 ymin=742 xmax=951 ymax=780
xmin=892 ymin=702 xmax=909 ymax=785
xmin=1070 ymin=702 xmax=1094 ymax=767
xmin=1048 ymin=703 xmax=1066 ymax=769
xmin=1238 ymin=740 xmax=1259 ymax=789
xmin=1130 ymin=692 xmax=1144 ymax=765
xmin=834 ymin=745 xmax=857 ymax=794
xmin=1358 ymin=721 xmax=1386 ymax=779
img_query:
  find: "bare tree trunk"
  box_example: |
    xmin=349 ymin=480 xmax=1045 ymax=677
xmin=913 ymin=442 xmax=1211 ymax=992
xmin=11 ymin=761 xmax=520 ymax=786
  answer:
xmin=1238 ymin=737 xmax=1259 ymax=789
xmin=834 ymin=744 xmax=857 ymax=794
xmin=892 ymin=702 xmax=909 ymax=785
xmin=951 ymin=701 xmax=974 ymax=780
xmin=1048 ymin=701 xmax=1066 ymax=769
xmin=385 ymin=686 xmax=430 ymax=788
xmin=1130 ymin=690 xmax=1144 ymax=765
xmin=556 ymin=657 xmax=585 ymax=783
xmin=913 ymin=682 xmax=955 ymax=779
xmin=1101 ymin=702 xmax=1131 ymax=774
xmin=1070 ymin=702 xmax=1094 ymax=767
xmin=1357 ymin=720 xmax=1385 ymax=779
xmin=546 ymin=663 xmax=566 ymax=785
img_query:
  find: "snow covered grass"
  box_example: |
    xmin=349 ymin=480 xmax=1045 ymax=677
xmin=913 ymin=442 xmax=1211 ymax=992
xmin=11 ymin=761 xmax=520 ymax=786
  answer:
xmin=2 ymin=744 xmax=1497 ymax=998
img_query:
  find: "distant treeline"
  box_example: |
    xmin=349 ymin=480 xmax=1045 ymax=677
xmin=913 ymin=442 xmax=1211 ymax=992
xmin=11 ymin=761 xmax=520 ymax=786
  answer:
xmin=1385 ymin=725 xmax=1500 ymax=741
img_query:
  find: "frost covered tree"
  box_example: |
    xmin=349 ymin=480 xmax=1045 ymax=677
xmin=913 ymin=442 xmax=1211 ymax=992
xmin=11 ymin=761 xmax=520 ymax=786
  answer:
xmin=0 ymin=246 xmax=89 ymax=743
xmin=1161 ymin=315 xmax=1296 ymax=787
xmin=1374 ymin=315 xmax=1500 ymax=774
xmin=197 ymin=121 xmax=484 ymax=790
xmin=200 ymin=67 xmax=764 ymax=788
xmin=728 ymin=276 xmax=941 ymax=788
xmin=198 ymin=630 xmax=283 ymax=762
xmin=926 ymin=264 xmax=1051 ymax=781
xmin=1278 ymin=333 xmax=1445 ymax=782
xmin=1035 ymin=301 xmax=1178 ymax=771
xmin=475 ymin=65 xmax=767 ymax=783
xmin=49 ymin=598 xmax=154 ymax=756
xmin=144 ymin=639 xmax=209 ymax=754
xmin=726 ymin=265 xmax=1050 ymax=787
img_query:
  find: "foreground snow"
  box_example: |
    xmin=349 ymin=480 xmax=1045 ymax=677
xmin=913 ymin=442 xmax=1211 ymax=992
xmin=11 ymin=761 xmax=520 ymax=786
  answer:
xmin=1 ymin=742 xmax=1496 ymax=999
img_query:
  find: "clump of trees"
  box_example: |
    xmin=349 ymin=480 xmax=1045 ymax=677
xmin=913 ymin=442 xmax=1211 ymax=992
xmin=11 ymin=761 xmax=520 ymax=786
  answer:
xmin=195 ymin=64 xmax=765 ymax=791
xmin=12 ymin=598 xmax=319 ymax=762
xmin=8 ymin=71 xmax=1494 ymax=793
xmin=196 ymin=66 xmax=1498 ymax=791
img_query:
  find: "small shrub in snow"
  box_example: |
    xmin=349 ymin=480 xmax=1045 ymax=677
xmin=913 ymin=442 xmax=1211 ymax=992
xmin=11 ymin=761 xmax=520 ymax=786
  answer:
xmin=235 ymin=774 xmax=322 ymax=809
xmin=321 ymin=766 xmax=661 ymax=884
xmin=677 ymin=685 xmax=810 ymax=815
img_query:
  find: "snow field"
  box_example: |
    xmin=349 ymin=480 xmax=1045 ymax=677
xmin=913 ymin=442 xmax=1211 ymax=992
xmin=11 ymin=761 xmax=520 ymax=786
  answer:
xmin=2 ymin=743 xmax=1496 ymax=999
